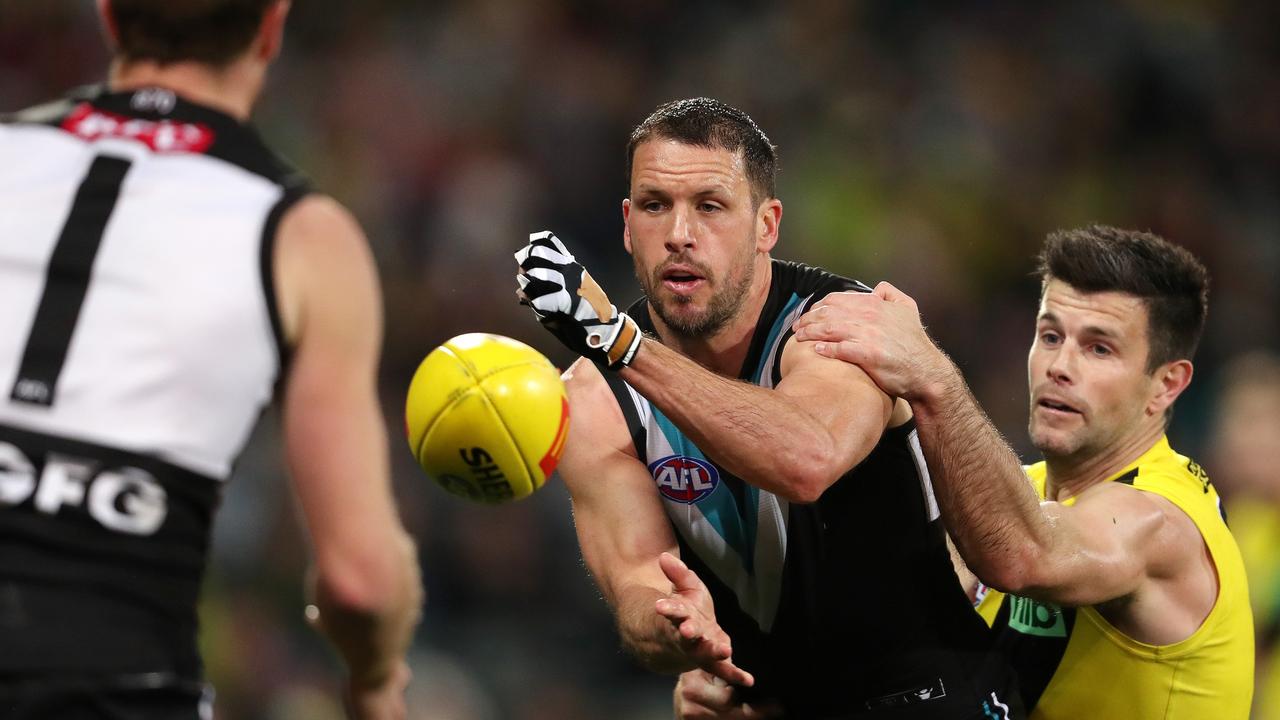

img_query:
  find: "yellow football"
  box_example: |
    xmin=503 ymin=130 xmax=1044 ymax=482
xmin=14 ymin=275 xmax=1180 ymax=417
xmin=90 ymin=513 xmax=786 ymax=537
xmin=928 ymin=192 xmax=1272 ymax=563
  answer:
xmin=404 ymin=333 xmax=569 ymax=503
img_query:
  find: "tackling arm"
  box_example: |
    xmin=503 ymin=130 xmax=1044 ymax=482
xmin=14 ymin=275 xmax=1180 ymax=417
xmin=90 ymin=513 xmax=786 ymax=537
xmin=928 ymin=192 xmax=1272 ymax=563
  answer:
xmin=911 ymin=371 xmax=1180 ymax=606
xmin=275 ymin=196 xmax=422 ymax=709
xmin=792 ymin=283 xmax=1179 ymax=606
xmin=559 ymin=358 xmax=752 ymax=686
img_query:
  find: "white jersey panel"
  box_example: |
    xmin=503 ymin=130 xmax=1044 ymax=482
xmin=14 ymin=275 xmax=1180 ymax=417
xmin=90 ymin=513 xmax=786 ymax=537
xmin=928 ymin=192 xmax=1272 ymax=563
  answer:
xmin=0 ymin=122 xmax=282 ymax=480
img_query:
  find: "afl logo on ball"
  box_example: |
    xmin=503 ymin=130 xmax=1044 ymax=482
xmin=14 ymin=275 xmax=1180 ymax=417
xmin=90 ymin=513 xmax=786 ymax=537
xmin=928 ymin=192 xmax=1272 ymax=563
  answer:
xmin=649 ymin=455 xmax=720 ymax=504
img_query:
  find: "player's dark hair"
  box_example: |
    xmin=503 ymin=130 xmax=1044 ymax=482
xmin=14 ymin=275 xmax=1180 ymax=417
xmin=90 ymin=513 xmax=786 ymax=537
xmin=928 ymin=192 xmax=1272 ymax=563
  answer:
xmin=107 ymin=0 xmax=275 ymax=67
xmin=1037 ymin=224 xmax=1210 ymax=373
xmin=626 ymin=98 xmax=778 ymax=206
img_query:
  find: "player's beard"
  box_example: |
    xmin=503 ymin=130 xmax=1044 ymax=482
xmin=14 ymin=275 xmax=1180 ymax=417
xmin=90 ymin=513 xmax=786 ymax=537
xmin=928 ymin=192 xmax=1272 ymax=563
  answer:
xmin=637 ymin=238 xmax=756 ymax=339
xmin=1029 ymin=420 xmax=1090 ymax=461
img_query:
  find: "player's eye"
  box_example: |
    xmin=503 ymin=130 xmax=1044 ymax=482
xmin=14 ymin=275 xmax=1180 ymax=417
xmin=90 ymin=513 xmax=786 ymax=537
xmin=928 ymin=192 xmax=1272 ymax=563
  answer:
xmin=697 ymin=202 xmax=721 ymax=213
xmin=1040 ymin=331 xmax=1061 ymax=346
xmin=1090 ymin=344 xmax=1112 ymax=357
xmin=642 ymin=200 xmax=665 ymax=212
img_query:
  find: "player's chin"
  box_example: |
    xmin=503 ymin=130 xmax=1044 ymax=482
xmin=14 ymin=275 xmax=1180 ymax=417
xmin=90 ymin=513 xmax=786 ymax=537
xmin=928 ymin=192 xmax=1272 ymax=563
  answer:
xmin=1029 ymin=427 xmax=1083 ymax=458
xmin=654 ymin=285 xmax=705 ymax=307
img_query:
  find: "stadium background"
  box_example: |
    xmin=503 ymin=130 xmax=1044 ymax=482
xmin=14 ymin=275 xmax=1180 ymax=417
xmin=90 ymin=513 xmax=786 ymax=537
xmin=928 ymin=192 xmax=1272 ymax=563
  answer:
xmin=2 ymin=1 xmax=1278 ymax=718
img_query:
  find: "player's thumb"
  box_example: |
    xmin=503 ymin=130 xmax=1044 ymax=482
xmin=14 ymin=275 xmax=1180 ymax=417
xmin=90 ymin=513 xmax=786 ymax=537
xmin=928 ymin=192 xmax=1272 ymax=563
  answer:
xmin=660 ymin=552 xmax=701 ymax=592
xmin=873 ymin=281 xmax=918 ymax=311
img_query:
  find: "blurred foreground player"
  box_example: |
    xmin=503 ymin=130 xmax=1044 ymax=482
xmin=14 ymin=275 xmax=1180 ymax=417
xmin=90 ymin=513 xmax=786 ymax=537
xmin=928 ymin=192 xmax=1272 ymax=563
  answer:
xmin=0 ymin=1 xmax=421 ymax=718
xmin=791 ymin=226 xmax=1253 ymax=718
xmin=516 ymin=99 xmax=1020 ymax=718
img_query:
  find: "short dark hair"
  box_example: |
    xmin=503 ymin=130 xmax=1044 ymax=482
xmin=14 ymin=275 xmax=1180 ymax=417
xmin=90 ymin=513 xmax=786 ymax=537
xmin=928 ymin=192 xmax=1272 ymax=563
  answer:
xmin=626 ymin=98 xmax=778 ymax=206
xmin=1036 ymin=224 xmax=1210 ymax=372
xmin=108 ymin=0 xmax=275 ymax=67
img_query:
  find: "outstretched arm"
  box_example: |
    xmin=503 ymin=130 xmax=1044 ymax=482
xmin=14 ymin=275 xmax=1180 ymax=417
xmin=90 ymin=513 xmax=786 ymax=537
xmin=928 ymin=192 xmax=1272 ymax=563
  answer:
xmin=276 ymin=196 xmax=422 ymax=717
xmin=793 ymin=283 xmax=1177 ymax=606
xmin=559 ymin=358 xmax=753 ymax=686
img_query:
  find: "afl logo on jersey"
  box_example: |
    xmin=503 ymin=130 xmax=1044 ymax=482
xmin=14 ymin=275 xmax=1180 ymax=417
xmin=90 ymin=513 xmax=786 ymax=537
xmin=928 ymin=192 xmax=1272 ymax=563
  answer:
xmin=649 ymin=455 xmax=719 ymax=504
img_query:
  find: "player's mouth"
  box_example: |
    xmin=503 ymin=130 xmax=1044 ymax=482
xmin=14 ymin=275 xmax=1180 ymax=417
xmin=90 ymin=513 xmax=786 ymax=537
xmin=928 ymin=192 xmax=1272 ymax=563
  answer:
xmin=660 ymin=265 xmax=707 ymax=294
xmin=1035 ymin=395 xmax=1083 ymax=418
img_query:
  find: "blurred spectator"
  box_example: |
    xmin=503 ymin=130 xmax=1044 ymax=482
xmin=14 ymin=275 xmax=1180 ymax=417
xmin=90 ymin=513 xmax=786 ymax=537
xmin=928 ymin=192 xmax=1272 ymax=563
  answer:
xmin=1209 ymin=352 xmax=1280 ymax=720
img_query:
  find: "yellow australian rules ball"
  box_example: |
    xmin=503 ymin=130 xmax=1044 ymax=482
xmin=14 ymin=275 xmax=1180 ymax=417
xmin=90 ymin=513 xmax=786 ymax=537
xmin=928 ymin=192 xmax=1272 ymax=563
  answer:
xmin=404 ymin=333 xmax=569 ymax=503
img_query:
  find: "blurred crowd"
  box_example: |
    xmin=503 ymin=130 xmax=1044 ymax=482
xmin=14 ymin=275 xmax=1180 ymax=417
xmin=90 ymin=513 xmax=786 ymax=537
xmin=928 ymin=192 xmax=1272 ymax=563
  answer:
xmin=3 ymin=0 xmax=1278 ymax=718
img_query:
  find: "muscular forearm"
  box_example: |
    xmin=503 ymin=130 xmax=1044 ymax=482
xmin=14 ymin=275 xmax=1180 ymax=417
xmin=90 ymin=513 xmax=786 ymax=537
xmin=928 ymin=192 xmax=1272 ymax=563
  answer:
xmin=621 ymin=338 xmax=872 ymax=502
xmin=910 ymin=364 xmax=1056 ymax=592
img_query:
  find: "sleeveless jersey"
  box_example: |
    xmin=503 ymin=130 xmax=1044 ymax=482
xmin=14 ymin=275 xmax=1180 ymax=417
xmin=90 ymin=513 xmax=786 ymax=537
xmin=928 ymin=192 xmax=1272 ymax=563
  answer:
xmin=976 ymin=436 xmax=1254 ymax=718
xmin=0 ymin=86 xmax=307 ymax=678
xmin=605 ymin=260 xmax=1020 ymax=718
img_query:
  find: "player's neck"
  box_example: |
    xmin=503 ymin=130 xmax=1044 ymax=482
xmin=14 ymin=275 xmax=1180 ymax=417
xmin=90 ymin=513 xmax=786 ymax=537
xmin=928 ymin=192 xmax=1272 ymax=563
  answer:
xmin=653 ymin=258 xmax=773 ymax=377
xmin=107 ymin=56 xmax=263 ymax=122
xmin=1044 ymin=422 xmax=1166 ymax=501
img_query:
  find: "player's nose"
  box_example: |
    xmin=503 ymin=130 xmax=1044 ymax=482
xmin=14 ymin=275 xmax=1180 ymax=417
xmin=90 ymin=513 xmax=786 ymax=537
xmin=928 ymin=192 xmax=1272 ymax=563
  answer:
xmin=1044 ymin=345 xmax=1075 ymax=384
xmin=665 ymin=207 xmax=695 ymax=252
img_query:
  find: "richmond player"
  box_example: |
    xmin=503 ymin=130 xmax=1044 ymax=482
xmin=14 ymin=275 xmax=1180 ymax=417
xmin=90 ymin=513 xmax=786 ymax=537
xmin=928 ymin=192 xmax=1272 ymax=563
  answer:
xmin=789 ymin=226 xmax=1253 ymax=718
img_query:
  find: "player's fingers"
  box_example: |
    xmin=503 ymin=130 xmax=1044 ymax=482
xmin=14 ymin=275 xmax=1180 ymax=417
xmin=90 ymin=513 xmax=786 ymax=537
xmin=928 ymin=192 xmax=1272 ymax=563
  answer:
xmin=707 ymin=657 xmax=755 ymax=688
xmin=790 ymin=311 xmax=819 ymax=335
xmin=676 ymin=704 xmax=723 ymax=720
xmin=659 ymin=551 xmax=706 ymax=594
xmin=792 ymin=319 xmax=838 ymax=342
xmin=874 ymin=280 xmax=919 ymax=311
xmin=684 ymin=629 xmax=734 ymax=664
xmin=811 ymin=340 xmax=864 ymax=364
xmin=676 ymin=615 xmax=702 ymax=640
xmin=677 ymin=670 xmax=737 ymax=710
xmin=655 ymin=596 xmax=693 ymax=624
xmin=526 ymin=230 xmax=574 ymax=260
xmin=872 ymin=280 xmax=898 ymax=299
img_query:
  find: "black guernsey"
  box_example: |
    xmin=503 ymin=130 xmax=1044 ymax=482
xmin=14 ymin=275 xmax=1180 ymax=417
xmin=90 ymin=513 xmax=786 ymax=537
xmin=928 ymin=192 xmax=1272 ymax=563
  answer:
xmin=603 ymin=259 xmax=1020 ymax=718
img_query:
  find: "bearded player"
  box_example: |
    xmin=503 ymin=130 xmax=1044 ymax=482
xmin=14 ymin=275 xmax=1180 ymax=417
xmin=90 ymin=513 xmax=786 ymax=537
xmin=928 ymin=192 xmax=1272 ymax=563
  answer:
xmin=516 ymin=98 xmax=1020 ymax=718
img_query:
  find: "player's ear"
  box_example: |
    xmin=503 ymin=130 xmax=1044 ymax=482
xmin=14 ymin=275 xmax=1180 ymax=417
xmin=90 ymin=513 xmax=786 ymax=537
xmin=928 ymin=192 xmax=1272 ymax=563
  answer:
xmin=96 ymin=0 xmax=120 ymax=49
xmin=622 ymin=198 xmax=633 ymax=254
xmin=1147 ymin=359 xmax=1193 ymax=417
xmin=756 ymin=197 xmax=781 ymax=253
xmin=256 ymin=0 xmax=291 ymax=62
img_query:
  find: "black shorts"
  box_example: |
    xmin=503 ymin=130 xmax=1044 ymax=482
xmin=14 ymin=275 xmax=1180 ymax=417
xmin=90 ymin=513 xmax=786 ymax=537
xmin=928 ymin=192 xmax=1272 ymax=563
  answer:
xmin=0 ymin=675 xmax=211 ymax=720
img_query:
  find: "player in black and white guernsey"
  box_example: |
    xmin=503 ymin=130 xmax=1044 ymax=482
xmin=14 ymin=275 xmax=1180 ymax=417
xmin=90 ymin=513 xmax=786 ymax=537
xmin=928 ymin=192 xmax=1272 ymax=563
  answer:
xmin=0 ymin=2 xmax=421 ymax=719
xmin=515 ymin=99 xmax=1021 ymax=718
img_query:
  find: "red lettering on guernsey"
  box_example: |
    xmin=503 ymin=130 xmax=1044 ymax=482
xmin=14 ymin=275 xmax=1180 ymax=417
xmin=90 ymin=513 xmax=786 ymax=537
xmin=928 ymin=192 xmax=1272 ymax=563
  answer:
xmin=61 ymin=103 xmax=214 ymax=154
xmin=538 ymin=397 xmax=570 ymax=480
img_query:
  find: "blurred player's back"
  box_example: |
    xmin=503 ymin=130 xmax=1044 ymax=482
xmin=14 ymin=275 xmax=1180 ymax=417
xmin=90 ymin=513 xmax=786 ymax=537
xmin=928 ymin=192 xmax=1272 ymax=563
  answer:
xmin=0 ymin=83 xmax=302 ymax=681
xmin=0 ymin=2 xmax=422 ymax=718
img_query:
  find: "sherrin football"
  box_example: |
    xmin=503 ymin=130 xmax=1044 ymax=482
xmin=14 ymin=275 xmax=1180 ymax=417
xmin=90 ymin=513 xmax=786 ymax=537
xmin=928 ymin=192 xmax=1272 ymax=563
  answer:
xmin=405 ymin=333 xmax=569 ymax=503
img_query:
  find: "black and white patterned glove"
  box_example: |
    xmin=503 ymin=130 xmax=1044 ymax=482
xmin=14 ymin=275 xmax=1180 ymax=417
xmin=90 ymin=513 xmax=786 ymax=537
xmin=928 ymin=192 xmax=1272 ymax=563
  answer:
xmin=515 ymin=231 xmax=642 ymax=370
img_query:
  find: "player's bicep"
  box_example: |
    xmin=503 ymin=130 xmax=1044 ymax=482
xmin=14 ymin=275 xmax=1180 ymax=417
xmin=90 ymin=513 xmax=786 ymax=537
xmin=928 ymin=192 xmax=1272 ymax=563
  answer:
xmin=775 ymin=335 xmax=893 ymax=459
xmin=1029 ymin=487 xmax=1166 ymax=605
xmin=559 ymin=360 xmax=678 ymax=605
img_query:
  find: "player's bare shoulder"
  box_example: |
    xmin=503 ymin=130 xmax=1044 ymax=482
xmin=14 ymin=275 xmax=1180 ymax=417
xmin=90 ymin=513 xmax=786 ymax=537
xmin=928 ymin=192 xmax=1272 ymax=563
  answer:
xmin=275 ymin=195 xmax=379 ymax=345
xmin=1077 ymin=481 xmax=1200 ymax=577
xmin=558 ymin=357 xmax=641 ymax=491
